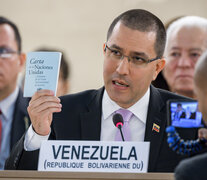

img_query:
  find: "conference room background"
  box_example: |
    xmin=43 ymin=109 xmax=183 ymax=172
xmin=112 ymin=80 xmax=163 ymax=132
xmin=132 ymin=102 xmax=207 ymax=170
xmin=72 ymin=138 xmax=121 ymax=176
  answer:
xmin=1 ymin=0 xmax=207 ymax=93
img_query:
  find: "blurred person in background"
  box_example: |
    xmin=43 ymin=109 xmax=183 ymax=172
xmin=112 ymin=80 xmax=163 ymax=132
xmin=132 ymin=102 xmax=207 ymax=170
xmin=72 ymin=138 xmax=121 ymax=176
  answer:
xmin=152 ymin=16 xmax=207 ymax=99
xmin=153 ymin=15 xmax=207 ymax=156
xmin=0 ymin=16 xmax=30 ymax=169
xmin=174 ymin=51 xmax=207 ymax=180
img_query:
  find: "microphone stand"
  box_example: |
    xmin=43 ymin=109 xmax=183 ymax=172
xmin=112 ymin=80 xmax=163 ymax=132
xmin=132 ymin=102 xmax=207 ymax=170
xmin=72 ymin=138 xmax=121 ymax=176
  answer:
xmin=118 ymin=125 xmax=125 ymax=141
xmin=113 ymin=113 xmax=125 ymax=142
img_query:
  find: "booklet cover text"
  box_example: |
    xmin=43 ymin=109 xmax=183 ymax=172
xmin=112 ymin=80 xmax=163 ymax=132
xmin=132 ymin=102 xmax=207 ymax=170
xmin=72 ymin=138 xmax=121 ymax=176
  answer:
xmin=24 ymin=51 xmax=62 ymax=97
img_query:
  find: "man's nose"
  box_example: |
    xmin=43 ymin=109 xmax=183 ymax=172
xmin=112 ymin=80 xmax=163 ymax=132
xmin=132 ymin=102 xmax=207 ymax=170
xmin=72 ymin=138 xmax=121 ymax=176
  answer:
xmin=116 ymin=57 xmax=130 ymax=75
xmin=177 ymin=54 xmax=192 ymax=67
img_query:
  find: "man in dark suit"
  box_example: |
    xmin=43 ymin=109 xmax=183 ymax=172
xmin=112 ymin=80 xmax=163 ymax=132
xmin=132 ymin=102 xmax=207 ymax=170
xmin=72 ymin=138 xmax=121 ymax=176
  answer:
xmin=174 ymin=51 xmax=207 ymax=180
xmin=0 ymin=16 xmax=30 ymax=169
xmin=5 ymin=9 xmax=198 ymax=172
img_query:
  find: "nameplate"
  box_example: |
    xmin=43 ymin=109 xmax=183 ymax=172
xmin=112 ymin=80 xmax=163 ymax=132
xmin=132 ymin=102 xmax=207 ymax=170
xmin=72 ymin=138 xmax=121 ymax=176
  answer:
xmin=38 ymin=140 xmax=150 ymax=173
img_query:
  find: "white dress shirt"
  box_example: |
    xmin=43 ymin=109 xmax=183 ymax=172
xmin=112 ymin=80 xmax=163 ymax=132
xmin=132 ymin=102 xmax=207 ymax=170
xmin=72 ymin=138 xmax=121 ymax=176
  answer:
xmin=101 ymin=89 xmax=149 ymax=141
xmin=24 ymin=88 xmax=150 ymax=150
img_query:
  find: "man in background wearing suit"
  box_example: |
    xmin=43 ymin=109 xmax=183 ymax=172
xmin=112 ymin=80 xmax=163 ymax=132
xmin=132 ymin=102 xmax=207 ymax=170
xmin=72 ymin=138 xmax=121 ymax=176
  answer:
xmin=0 ymin=16 xmax=30 ymax=169
xmin=5 ymin=9 xmax=198 ymax=172
xmin=174 ymin=51 xmax=207 ymax=180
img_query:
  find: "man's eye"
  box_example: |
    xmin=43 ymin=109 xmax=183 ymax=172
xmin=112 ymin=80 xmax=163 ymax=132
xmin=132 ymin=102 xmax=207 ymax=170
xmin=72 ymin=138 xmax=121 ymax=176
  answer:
xmin=190 ymin=53 xmax=200 ymax=58
xmin=170 ymin=52 xmax=180 ymax=58
xmin=0 ymin=48 xmax=10 ymax=54
xmin=132 ymin=56 xmax=146 ymax=63
xmin=111 ymin=50 xmax=121 ymax=56
xmin=0 ymin=49 xmax=6 ymax=54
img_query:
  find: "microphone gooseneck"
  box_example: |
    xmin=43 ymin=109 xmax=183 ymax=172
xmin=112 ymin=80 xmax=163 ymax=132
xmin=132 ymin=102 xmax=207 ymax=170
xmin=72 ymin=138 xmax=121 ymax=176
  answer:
xmin=113 ymin=113 xmax=125 ymax=141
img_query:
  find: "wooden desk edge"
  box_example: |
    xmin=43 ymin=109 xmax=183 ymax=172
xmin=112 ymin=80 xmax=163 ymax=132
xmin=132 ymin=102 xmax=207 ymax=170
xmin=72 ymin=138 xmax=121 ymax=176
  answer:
xmin=0 ymin=171 xmax=174 ymax=180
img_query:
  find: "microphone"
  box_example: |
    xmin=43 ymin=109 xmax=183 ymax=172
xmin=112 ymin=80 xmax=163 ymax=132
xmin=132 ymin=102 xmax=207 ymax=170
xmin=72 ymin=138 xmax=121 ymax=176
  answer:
xmin=113 ymin=113 xmax=125 ymax=141
xmin=166 ymin=126 xmax=207 ymax=155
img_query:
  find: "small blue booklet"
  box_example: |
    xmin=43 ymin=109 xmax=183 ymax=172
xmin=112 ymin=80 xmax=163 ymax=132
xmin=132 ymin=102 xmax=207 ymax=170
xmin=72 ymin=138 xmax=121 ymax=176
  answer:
xmin=24 ymin=51 xmax=62 ymax=97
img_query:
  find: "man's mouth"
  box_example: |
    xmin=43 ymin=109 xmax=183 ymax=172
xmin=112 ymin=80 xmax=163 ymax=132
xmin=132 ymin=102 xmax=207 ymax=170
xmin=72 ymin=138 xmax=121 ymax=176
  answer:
xmin=176 ymin=75 xmax=193 ymax=79
xmin=112 ymin=80 xmax=129 ymax=87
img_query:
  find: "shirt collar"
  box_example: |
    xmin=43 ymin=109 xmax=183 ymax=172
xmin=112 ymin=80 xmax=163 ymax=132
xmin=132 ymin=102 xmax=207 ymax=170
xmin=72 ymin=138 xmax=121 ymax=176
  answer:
xmin=0 ymin=86 xmax=19 ymax=120
xmin=102 ymin=90 xmax=121 ymax=120
xmin=102 ymin=88 xmax=150 ymax=124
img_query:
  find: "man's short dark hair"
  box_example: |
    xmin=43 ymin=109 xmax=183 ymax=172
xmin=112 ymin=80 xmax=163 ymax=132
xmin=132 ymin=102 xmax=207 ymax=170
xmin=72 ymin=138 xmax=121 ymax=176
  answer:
xmin=107 ymin=9 xmax=166 ymax=58
xmin=0 ymin=16 xmax=22 ymax=52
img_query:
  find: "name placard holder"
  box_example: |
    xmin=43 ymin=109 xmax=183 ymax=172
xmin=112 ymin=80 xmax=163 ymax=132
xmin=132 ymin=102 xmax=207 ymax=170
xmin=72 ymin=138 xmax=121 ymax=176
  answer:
xmin=38 ymin=141 xmax=150 ymax=173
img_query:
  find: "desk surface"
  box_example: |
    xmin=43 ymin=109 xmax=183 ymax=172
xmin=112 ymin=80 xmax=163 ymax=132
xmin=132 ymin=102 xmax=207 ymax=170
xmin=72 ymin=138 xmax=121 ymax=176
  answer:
xmin=0 ymin=171 xmax=174 ymax=180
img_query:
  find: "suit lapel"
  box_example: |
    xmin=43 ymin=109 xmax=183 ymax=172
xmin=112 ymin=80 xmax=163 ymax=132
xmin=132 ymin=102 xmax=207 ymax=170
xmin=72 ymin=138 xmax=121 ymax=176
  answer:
xmin=79 ymin=85 xmax=166 ymax=171
xmin=10 ymin=90 xmax=30 ymax=149
xmin=80 ymin=87 xmax=104 ymax=141
xmin=144 ymin=85 xmax=166 ymax=172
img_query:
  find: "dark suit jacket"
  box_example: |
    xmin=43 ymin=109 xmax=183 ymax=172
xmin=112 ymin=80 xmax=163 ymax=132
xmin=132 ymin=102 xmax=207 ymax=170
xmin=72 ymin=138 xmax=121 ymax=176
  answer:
xmin=2 ymin=89 xmax=30 ymax=169
xmin=174 ymin=111 xmax=186 ymax=120
xmin=10 ymin=90 xmax=30 ymax=150
xmin=180 ymin=111 xmax=186 ymax=119
xmin=189 ymin=112 xmax=196 ymax=119
xmin=174 ymin=152 xmax=207 ymax=180
xmin=5 ymin=86 xmax=199 ymax=172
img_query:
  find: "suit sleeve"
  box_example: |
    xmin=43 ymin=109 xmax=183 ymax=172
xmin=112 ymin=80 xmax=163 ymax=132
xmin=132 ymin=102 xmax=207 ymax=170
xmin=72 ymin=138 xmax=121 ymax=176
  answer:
xmin=4 ymin=133 xmax=39 ymax=170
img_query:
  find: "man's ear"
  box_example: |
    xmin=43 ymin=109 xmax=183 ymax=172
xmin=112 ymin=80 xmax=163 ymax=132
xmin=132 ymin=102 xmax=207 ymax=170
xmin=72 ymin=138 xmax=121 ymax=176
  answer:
xmin=17 ymin=53 xmax=26 ymax=72
xmin=153 ymin=58 xmax=165 ymax=80
xmin=19 ymin=53 xmax=26 ymax=66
